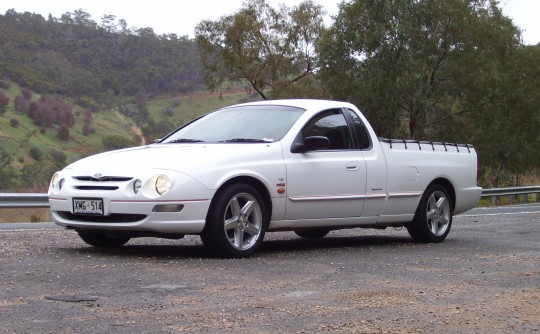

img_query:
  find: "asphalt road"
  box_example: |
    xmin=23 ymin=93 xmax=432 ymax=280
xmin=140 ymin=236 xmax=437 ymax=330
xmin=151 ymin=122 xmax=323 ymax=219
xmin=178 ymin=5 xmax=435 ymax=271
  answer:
xmin=0 ymin=206 xmax=538 ymax=333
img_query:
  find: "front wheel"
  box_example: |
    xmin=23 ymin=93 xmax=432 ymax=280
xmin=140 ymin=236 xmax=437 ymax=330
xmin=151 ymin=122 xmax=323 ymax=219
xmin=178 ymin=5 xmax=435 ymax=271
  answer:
xmin=201 ymin=184 xmax=269 ymax=258
xmin=76 ymin=230 xmax=130 ymax=248
xmin=407 ymin=184 xmax=453 ymax=243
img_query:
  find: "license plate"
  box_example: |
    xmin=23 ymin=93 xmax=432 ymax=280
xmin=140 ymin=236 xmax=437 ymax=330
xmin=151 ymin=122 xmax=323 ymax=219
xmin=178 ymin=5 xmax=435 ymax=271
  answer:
xmin=73 ymin=198 xmax=104 ymax=215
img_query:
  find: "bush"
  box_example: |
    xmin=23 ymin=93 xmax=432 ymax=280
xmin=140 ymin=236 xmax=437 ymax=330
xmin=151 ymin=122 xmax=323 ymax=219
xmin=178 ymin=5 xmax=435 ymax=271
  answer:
xmin=0 ymin=79 xmax=11 ymax=90
xmin=57 ymin=124 xmax=70 ymax=141
xmin=0 ymin=90 xmax=9 ymax=115
xmin=29 ymin=147 xmax=43 ymax=161
xmin=10 ymin=118 xmax=20 ymax=127
xmin=102 ymin=135 xmax=137 ymax=150
xmin=50 ymin=148 xmax=67 ymax=167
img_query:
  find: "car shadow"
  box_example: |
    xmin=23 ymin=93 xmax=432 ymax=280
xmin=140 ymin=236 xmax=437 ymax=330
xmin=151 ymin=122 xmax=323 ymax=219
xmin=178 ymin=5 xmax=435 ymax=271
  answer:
xmin=260 ymin=234 xmax=415 ymax=255
xmin=57 ymin=232 xmax=417 ymax=260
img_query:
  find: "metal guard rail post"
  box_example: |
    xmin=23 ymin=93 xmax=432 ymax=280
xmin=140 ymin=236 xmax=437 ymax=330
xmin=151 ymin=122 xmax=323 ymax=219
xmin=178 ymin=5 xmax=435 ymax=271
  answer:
xmin=1 ymin=186 xmax=539 ymax=209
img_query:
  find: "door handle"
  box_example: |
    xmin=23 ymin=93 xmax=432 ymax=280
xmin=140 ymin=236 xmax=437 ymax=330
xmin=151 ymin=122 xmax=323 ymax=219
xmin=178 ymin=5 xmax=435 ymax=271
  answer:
xmin=346 ymin=162 xmax=359 ymax=171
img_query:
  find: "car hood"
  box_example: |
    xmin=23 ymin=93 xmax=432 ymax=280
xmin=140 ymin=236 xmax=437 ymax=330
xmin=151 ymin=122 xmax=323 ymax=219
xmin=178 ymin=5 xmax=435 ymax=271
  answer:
xmin=65 ymin=143 xmax=283 ymax=177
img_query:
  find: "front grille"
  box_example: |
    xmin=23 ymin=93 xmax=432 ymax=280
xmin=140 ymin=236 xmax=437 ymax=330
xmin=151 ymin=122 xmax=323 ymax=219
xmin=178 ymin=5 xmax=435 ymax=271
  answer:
xmin=57 ymin=211 xmax=146 ymax=223
xmin=74 ymin=186 xmax=119 ymax=190
xmin=73 ymin=176 xmax=133 ymax=182
xmin=71 ymin=175 xmax=132 ymax=191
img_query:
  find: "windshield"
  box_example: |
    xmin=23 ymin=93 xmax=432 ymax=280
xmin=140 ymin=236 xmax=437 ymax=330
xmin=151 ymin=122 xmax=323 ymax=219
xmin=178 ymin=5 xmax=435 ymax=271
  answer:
xmin=161 ymin=105 xmax=305 ymax=143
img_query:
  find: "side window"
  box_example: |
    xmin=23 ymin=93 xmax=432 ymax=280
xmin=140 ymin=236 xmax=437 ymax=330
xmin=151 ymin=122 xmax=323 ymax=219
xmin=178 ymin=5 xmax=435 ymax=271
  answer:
xmin=346 ymin=109 xmax=371 ymax=149
xmin=303 ymin=109 xmax=352 ymax=150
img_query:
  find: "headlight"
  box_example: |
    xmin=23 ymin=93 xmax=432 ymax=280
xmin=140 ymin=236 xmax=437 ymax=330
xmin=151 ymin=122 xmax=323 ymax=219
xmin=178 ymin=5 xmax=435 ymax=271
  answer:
xmin=155 ymin=175 xmax=170 ymax=195
xmin=50 ymin=172 xmax=60 ymax=188
xmin=133 ymin=179 xmax=142 ymax=194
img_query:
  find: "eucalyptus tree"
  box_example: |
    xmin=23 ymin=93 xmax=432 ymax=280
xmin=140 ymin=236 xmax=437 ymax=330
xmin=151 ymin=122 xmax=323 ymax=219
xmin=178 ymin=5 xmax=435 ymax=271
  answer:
xmin=318 ymin=0 xmax=521 ymax=139
xmin=195 ymin=0 xmax=326 ymax=99
xmin=465 ymin=44 xmax=540 ymax=186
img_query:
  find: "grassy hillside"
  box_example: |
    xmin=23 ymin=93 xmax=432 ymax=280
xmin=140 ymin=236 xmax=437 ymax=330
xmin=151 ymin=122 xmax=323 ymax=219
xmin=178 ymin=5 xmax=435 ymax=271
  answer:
xmin=0 ymin=82 xmax=256 ymax=192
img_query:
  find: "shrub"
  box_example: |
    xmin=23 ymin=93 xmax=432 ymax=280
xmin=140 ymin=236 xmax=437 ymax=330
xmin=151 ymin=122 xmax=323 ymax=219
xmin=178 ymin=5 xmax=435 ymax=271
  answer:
xmin=57 ymin=124 xmax=70 ymax=141
xmin=50 ymin=148 xmax=67 ymax=167
xmin=0 ymin=79 xmax=11 ymax=90
xmin=102 ymin=135 xmax=136 ymax=150
xmin=29 ymin=147 xmax=43 ymax=161
xmin=10 ymin=118 xmax=20 ymax=127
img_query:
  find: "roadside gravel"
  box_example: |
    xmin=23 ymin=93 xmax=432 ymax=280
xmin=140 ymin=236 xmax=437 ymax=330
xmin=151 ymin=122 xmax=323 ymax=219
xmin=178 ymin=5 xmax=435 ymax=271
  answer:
xmin=0 ymin=212 xmax=538 ymax=333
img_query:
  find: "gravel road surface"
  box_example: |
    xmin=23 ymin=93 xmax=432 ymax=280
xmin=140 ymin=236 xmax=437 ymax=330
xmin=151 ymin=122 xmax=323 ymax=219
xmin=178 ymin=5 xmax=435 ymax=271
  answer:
xmin=0 ymin=209 xmax=538 ymax=333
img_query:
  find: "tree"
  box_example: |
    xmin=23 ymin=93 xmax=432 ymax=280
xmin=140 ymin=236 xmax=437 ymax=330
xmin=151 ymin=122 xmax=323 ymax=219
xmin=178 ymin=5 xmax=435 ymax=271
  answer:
xmin=57 ymin=124 xmax=70 ymax=141
xmin=464 ymin=44 xmax=540 ymax=186
xmin=196 ymin=0 xmax=326 ymax=99
xmin=0 ymin=90 xmax=9 ymax=116
xmin=0 ymin=148 xmax=18 ymax=190
xmin=318 ymin=0 xmax=521 ymax=139
xmin=19 ymin=161 xmax=57 ymax=190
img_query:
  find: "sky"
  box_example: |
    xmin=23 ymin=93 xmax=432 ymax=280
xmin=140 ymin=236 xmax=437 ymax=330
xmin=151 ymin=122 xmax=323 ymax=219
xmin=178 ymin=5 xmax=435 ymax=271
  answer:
xmin=0 ymin=0 xmax=538 ymax=45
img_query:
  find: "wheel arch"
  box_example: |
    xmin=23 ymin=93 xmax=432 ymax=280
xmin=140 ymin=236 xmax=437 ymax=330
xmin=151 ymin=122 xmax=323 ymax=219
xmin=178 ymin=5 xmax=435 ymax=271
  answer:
xmin=212 ymin=176 xmax=273 ymax=217
xmin=427 ymin=178 xmax=456 ymax=211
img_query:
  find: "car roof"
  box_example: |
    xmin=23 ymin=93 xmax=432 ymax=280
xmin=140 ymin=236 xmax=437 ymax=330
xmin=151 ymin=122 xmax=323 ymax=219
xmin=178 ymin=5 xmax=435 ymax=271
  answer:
xmin=221 ymin=99 xmax=356 ymax=113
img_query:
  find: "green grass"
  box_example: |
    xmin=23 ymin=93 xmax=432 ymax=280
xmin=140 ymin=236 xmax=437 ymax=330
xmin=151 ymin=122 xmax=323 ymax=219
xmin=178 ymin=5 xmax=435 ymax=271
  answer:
xmin=478 ymin=194 xmax=539 ymax=207
xmin=0 ymin=84 xmax=255 ymax=189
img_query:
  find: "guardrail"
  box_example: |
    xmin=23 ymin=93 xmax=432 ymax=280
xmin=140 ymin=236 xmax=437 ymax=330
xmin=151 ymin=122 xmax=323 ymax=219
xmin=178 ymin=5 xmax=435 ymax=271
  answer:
xmin=1 ymin=186 xmax=539 ymax=209
xmin=0 ymin=193 xmax=50 ymax=208
xmin=481 ymin=186 xmax=540 ymax=206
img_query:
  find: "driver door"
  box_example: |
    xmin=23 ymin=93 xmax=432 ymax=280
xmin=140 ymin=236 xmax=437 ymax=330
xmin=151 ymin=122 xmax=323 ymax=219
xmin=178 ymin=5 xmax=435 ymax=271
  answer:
xmin=283 ymin=109 xmax=367 ymax=221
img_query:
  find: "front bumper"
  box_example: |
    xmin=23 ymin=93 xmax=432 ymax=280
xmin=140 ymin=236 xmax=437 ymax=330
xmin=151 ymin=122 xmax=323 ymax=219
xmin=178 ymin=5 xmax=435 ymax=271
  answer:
xmin=48 ymin=169 xmax=212 ymax=234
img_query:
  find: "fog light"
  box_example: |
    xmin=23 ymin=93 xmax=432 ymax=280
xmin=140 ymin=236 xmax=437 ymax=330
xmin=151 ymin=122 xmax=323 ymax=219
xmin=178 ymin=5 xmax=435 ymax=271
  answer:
xmin=133 ymin=179 xmax=142 ymax=194
xmin=152 ymin=204 xmax=184 ymax=212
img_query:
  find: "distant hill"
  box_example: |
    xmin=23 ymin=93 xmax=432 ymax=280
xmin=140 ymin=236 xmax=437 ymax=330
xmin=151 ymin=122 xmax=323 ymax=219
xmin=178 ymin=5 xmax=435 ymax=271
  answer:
xmin=0 ymin=9 xmax=260 ymax=191
xmin=0 ymin=9 xmax=203 ymax=106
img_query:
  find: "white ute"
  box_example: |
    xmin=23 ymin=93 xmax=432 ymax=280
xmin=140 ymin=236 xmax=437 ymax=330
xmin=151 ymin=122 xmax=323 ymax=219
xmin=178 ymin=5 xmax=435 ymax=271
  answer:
xmin=48 ymin=99 xmax=482 ymax=257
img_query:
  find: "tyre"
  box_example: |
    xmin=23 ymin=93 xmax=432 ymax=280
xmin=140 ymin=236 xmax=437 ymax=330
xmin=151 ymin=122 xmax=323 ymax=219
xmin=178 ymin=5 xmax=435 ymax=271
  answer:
xmin=407 ymin=184 xmax=453 ymax=243
xmin=294 ymin=229 xmax=330 ymax=239
xmin=201 ymin=183 xmax=269 ymax=258
xmin=76 ymin=230 xmax=130 ymax=248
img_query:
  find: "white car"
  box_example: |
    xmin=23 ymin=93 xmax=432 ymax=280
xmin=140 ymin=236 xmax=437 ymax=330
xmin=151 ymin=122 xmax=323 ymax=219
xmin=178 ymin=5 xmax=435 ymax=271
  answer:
xmin=48 ymin=99 xmax=482 ymax=257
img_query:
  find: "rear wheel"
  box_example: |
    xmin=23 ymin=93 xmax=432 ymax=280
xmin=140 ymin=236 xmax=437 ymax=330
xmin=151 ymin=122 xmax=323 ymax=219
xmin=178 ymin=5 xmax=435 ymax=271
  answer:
xmin=407 ymin=184 xmax=453 ymax=243
xmin=201 ymin=183 xmax=269 ymax=258
xmin=294 ymin=230 xmax=330 ymax=239
xmin=76 ymin=230 xmax=130 ymax=248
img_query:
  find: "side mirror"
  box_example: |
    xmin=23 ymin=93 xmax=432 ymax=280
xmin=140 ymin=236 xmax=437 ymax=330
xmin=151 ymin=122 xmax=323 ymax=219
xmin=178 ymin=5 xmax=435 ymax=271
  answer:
xmin=291 ymin=136 xmax=330 ymax=153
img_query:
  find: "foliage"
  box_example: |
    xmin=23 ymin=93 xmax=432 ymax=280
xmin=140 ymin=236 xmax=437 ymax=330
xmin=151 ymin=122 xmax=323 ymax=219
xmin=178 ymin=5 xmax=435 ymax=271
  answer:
xmin=0 ymin=89 xmax=8 ymax=115
xmin=20 ymin=161 xmax=58 ymax=190
xmin=102 ymin=135 xmax=137 ymax=150
xmin=29 ymin=147 xmax=43 ymax=161
xmin=0 ymin=148 xmax=18 ymax=190
xmin=318 ymin=0 xmax=521 ymax=139
xmin=316 ymin=0 xmax=538 ymax=186
xmin=0 ymin=9 xmax=204 ymax=104
xmin=57 ymin=124 xmax=70 ymax=141
xmin=196 ymin=0 xmax=327 ymax=99
xmin=464 ymin=45 xmax=540 ymax=186
xmin=0 ymin=4 xmax=537 ymax=190
xmin=27 ymin=95 xmax=74 ymax=128
xmin=50 ymin=148 xmax=67 ymax=168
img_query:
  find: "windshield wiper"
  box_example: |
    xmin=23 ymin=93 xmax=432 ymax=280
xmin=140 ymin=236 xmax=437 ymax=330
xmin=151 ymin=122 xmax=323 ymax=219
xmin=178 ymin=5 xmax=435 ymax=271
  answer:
xmin=166 ymin=138 xmax=205 ymax=143
xmin=220 ymin=138 xmax=272 ymax=143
